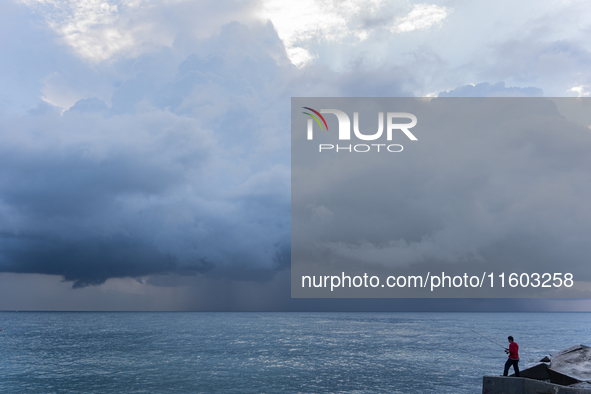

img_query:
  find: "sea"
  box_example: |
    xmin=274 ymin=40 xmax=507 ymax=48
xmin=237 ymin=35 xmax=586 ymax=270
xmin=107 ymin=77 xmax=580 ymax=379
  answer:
xmin=1 ymin=312 xmax=590 ymax=393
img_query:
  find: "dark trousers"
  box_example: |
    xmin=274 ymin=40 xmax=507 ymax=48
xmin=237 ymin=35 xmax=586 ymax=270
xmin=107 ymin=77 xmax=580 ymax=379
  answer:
xmin=503 ymin=358 xmax=520 ymax=377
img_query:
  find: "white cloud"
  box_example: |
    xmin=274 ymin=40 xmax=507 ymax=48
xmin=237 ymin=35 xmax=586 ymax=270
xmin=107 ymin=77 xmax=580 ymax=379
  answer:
xmin=16 ymin=0 xmax=155 ymax=61
xmin=258 ymin=0 xmax=386 ymax=67
xmin=41 ymin=71 xmax=84 ymax=110
xmin=286 ymin=47 xmax=316 ymax=68
xmin=14 ymin=0 xmax=257 ymax=63
xmin=569 ymin=85 xmax=590 ymax=97
xmin=257 ymin=1 xmax=452 ymax=68
xmin=392 ymin=4 xmax=450 ymax=33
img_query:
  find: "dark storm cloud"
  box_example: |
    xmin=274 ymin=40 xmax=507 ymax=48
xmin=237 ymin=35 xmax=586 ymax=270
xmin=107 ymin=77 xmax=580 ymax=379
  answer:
xmin=0 ymin=235 xmax=184 ymax=288
xmin=0 ymin=18 xmax=417 ymax=288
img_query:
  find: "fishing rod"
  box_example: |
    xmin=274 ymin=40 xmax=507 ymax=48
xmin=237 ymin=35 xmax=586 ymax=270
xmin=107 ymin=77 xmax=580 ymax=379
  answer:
xmin=468 ymin=328 xmax=506 ymax=349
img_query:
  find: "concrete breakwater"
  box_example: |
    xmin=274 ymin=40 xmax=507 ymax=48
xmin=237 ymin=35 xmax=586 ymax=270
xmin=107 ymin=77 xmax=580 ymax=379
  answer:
xmin=483 ymin=345 xmax=591 ymax=394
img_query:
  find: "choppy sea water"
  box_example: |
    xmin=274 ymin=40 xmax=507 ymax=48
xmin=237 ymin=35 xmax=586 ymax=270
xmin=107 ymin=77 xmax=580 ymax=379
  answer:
xmin=1 ymin=312 xmax=591 ymax=393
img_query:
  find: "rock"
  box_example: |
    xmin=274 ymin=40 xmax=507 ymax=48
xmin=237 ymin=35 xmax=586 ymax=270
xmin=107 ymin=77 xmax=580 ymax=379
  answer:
xmin=540 ymin=356 xmax=551 ymax=362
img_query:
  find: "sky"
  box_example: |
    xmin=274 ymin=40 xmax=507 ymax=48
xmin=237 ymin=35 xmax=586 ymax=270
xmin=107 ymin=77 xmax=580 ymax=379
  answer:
xmin=1 ymin=0 xmax=591 ymax=310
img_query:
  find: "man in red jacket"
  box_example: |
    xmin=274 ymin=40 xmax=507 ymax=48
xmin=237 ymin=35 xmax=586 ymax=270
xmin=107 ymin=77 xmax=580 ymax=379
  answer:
xmin=503 ymin=336 xmax=520 ymax=377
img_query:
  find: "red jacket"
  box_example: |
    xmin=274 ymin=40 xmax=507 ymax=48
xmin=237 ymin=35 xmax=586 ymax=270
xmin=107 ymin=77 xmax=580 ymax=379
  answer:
xmin=508 ymin=342 xmax=519 ymax=360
